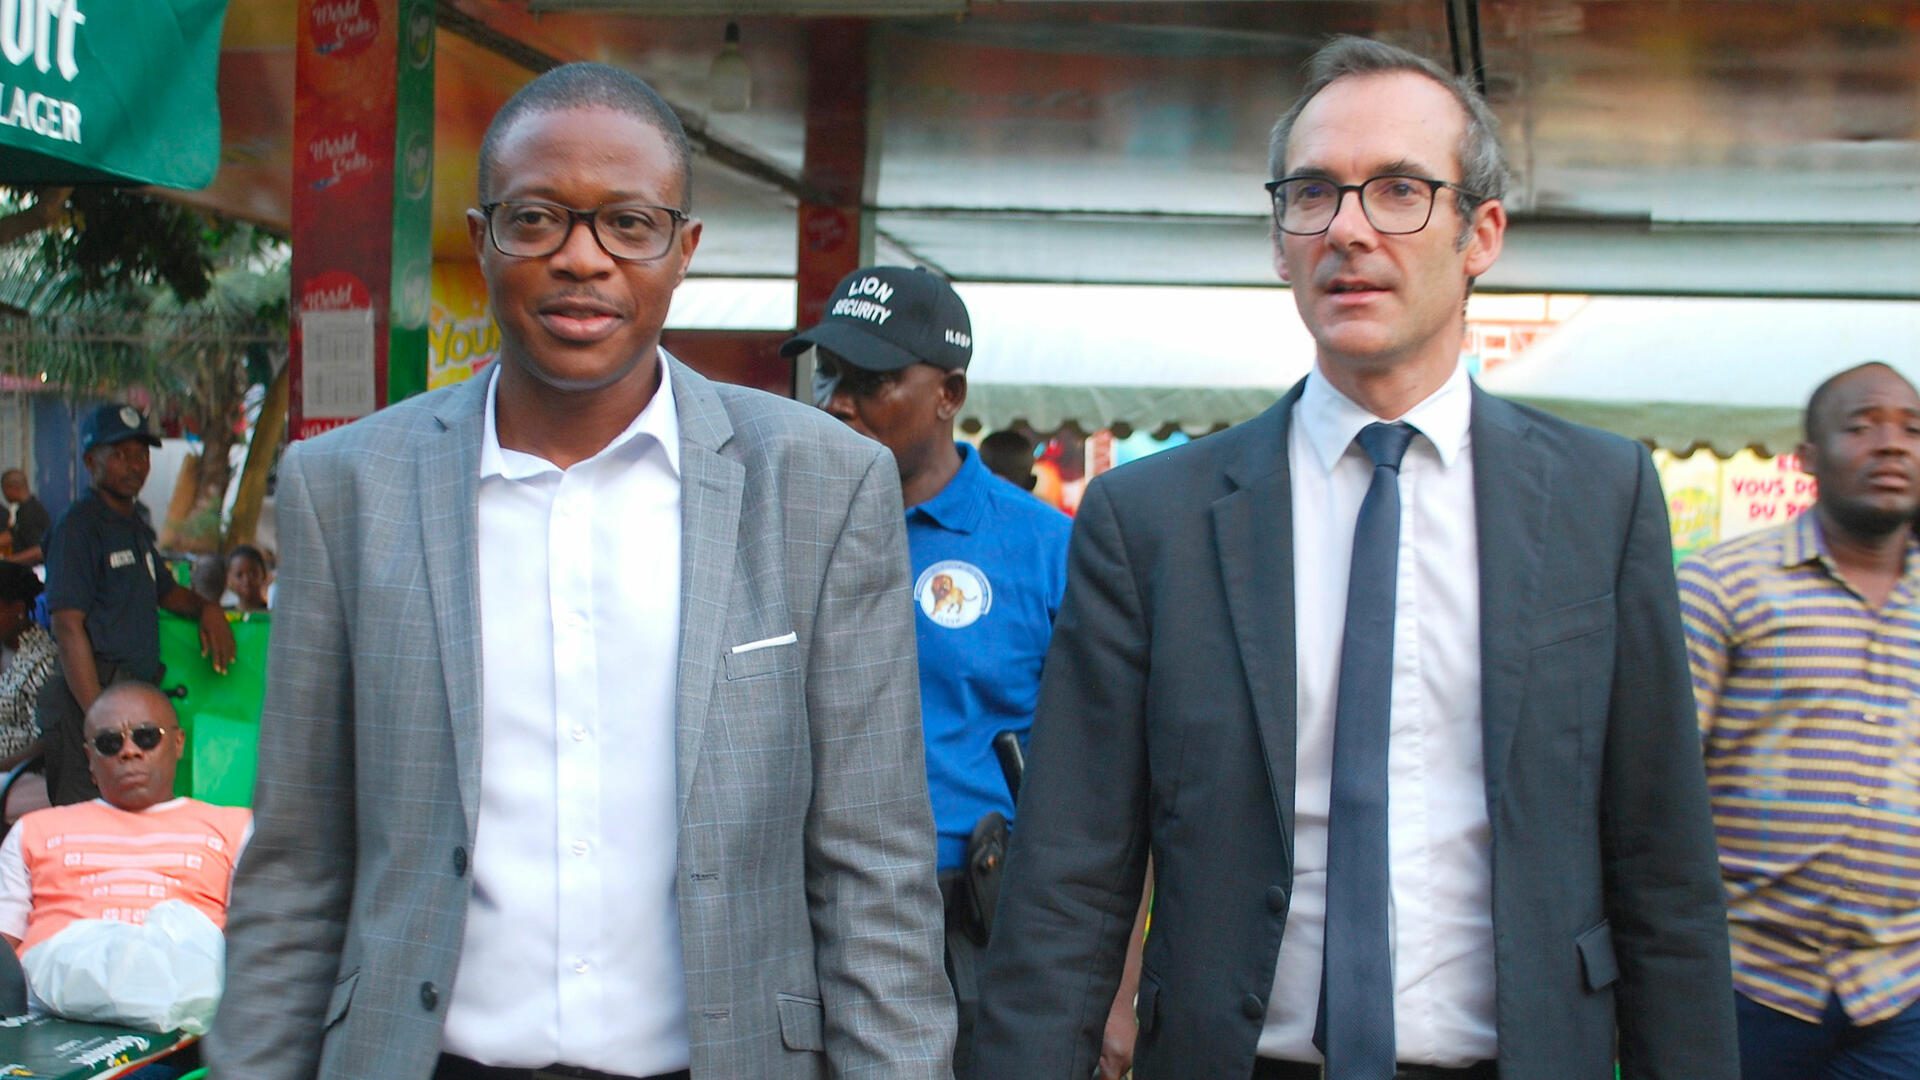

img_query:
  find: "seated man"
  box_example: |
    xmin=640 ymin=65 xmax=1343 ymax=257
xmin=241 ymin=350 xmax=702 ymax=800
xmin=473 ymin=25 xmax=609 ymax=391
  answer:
xmin=0 ymin=682 xmax=250 ymax=956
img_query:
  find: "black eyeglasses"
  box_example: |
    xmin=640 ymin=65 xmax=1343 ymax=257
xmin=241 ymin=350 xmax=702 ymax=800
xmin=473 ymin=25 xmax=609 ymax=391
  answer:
xmin=88 ymin=724 xmax=170 ymax=756
xmin=480 ymin=200 xmax=689 ymax=262
xmin=811 ymin=355 xmax=900 ymax=408
xmin=1264 ymin=174 xmax=1484 ymax=236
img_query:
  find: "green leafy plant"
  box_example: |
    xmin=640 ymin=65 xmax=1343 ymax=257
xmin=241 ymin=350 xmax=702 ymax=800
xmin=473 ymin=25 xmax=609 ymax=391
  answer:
xmin=0 ymin=188 xmax=289 ymax=552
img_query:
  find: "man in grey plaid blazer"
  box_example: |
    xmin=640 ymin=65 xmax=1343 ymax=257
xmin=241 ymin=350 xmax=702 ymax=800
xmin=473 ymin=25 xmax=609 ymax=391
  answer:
xmin=206 ymin=63 xmax=953 ymax=1080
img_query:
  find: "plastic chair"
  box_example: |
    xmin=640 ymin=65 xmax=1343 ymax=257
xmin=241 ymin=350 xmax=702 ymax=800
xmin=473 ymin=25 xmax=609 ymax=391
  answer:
xmin=0 ymin=748 xmax=43 ymax=836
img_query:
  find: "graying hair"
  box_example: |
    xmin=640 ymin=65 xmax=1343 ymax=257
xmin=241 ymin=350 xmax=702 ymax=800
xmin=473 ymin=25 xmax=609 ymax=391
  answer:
xmin=1267 ymin=36 xmax=1510 ymax=241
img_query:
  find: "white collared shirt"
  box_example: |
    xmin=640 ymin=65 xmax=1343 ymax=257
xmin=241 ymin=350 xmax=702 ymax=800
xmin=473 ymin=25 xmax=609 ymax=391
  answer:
xmin=443 ymin=364 xmax=689 ymax=1074
xmin=1259 ymin=361 xmax=1497 ymax=1065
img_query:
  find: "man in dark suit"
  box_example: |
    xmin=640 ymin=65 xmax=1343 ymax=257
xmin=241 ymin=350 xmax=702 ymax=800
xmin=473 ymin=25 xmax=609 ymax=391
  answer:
xmin=973 ymin=36 xmax=1737 ymax=1080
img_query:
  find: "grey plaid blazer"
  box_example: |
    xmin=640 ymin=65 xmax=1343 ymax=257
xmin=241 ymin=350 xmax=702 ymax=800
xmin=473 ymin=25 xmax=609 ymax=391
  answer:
xmin=206 ymin=356 xmax=955 ymax=1080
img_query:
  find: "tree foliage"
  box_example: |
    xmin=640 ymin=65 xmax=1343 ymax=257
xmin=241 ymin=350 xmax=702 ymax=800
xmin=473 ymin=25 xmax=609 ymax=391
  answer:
xmin=0 ymin=189 xmax=289 ymax=550
xmin=39 ymin=188 xmax=220 ymax=303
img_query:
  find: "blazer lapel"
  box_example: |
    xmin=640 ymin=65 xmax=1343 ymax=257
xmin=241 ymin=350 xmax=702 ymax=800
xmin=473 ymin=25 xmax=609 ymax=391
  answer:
xmin=418 ymin=373 xmax=490 ymax=839
xmin=667 ymin=356 xmax=744 ymax=818
xmin=1214 ymin=384 xmax=1305 ymax=852
xmin=1471 ymin=387 xmax=1548 ymax=812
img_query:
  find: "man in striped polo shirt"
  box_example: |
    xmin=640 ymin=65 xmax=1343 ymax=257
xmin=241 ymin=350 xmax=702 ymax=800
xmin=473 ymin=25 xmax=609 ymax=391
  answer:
xmin=1679 ymin=361 xmax=1920 ymax=1079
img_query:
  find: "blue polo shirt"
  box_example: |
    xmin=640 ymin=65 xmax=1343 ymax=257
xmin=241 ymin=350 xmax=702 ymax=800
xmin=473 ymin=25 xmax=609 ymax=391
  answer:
xmin=908 ymin=442 xmax=1071 ymax=871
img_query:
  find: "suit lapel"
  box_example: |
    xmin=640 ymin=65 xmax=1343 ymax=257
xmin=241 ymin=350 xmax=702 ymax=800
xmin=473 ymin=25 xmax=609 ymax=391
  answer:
xmin=667 ymin=356 xmax=744 ymax=818
xmin=1471 ymin=388 xmax=1547 ymax=812
xmin=1214 ymin=385 xmax=1305 ymax=851
xmin=419 ymin=374 xmax=490 ymax=839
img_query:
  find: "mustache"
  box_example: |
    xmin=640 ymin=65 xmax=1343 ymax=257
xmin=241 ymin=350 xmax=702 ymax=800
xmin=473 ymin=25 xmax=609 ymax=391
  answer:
xmin=539 ymin=288 xmax=630 ymax=315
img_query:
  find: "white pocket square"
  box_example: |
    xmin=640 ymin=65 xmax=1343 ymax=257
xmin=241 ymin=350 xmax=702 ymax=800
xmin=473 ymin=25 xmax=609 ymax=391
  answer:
xmin=730 ymin=631 xmax=798 ymax=654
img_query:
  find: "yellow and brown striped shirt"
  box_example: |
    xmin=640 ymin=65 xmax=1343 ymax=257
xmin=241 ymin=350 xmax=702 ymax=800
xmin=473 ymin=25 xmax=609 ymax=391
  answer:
xmin=1678 ymin=512 xmax=1920 ymax=1025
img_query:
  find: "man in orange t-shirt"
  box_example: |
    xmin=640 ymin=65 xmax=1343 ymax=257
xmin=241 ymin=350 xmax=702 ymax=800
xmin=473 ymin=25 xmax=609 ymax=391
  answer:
xmin=0 ymin=682 xmax=250 ymax=955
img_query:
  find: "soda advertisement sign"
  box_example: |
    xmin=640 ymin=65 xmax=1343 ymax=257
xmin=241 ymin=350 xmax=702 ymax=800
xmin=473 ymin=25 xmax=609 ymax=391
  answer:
xmin=310 ymin=0 xmax=378 ymax=59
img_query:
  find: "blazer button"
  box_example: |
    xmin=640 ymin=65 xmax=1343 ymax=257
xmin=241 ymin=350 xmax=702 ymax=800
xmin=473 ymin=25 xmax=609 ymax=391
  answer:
xmin=1242 ymin=993 xmax=1264 ymax=1020
xmin=453 ymin=846 xmax=469 ymax=877
xmin=1266 ymin=885 xmax=1288 ymax=913
xmin=420 ymin=982 xmax=439 ymax=1011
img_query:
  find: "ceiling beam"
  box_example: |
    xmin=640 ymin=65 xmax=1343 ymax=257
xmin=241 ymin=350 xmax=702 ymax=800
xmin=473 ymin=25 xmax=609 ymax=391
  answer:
xmin=1443 ymin=0 xmax=1487 ymax=96
xmin=434 ymin=3 xmax=830 ymax=206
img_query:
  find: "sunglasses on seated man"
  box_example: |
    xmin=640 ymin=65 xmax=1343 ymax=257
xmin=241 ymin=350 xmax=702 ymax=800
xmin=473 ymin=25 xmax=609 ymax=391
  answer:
xmin=88 ymin=724 xmax=172 ymax=756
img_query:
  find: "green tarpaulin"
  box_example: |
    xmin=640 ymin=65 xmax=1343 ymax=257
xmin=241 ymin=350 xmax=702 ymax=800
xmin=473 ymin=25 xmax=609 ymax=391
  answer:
xmin=0 ymin=0 xmax=228 ymax=189
xmin=158 ymin=611 xmax=266 ymax=807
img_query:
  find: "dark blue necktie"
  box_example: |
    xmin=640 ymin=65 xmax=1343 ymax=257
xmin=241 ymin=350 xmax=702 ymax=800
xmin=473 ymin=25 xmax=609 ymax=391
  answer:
xmin=1316 ymin=420 xmax=1416 ymax=1080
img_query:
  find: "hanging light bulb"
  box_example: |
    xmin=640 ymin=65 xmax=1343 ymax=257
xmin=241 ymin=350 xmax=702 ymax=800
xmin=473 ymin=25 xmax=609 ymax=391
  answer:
xmin=709 ymin=21 xmax=751 ymax=113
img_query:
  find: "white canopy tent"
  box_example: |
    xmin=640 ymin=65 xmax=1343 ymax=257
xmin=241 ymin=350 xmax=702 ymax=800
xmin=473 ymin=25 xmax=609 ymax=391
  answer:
xmin=956 ymin=283 xmax=1313 ymax=436
xmin=668 ymin=280 xmax=1920 ymax=451
xmin=667 ymin=277 xmax=1318 ymax=435
xmin=1477 ymin=297 xmax=1920 ymax=456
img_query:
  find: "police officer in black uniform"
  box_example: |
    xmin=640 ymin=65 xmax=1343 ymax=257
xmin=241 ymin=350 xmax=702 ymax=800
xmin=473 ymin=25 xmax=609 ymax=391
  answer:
xmin=37 ymin=404 xmax=235 ymax=804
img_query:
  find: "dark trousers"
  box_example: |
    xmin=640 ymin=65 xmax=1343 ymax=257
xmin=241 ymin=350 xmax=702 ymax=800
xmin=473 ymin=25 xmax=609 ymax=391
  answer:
xmin=940 ymin=871 xmax=983 ymax=1080
xmin=1737 ymin=991 xmax=1920 ymax=1080
xmin=35 ymin=659 xmax=113 ymax=806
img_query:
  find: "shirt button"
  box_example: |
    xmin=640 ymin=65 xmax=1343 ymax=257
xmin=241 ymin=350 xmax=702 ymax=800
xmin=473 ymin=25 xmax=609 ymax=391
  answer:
xmin=569 ymin=612 xmax=588 ymax=630
xmin=571 ymin=725 xmax=588 ymax=742
xmin=571 ymin=840 xmax=590 ymax=857
xmin=1266 ymin=886 xmax=1288 ymax=914
xmin=573 ymin=959 xmax=590 ymax=975
xmin=420 ymin=982 xmax=439 ymax=1010
xmin=453 ymin=846 xmax=468 ymax=877
xmin=1241 ymin=993 xmax=1264 ymax=1020
xmin=1856 ymin=794 xmax=1873 ymax=806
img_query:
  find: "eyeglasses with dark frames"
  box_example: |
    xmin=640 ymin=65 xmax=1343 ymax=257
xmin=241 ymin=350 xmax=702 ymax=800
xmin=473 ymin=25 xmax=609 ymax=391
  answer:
xmin=811 ymin=354 xmax=901 ymax=408
xmin=1264 ymin=174 xmax=1484 ymax=236
xmin=480 ymin=200 xmax=690 ymax=262
xmin=88 ymin=724 xmax=171 ymax=756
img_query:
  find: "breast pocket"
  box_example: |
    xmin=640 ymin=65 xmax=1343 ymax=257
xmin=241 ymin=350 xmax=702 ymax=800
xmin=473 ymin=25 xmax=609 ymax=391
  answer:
xmin=724 ymin=639 xmax=801 ymax=681
xmin=1528 ymin=593 xmax=1614 ymax=650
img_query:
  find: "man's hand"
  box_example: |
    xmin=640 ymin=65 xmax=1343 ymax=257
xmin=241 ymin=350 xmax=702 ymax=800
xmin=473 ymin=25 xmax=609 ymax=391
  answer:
xmin=1096 ymin=989 xmax=1138 ymax=1080
xmin=199 ymin=604 xmax=236 ymax=674
xmin=1096 ymin=862 xmax=1153 ymax=1079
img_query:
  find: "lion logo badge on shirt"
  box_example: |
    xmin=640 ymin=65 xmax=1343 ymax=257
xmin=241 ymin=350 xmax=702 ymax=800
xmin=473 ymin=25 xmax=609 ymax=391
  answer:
xmin=914 ymin=560 xmax=992 ymax=629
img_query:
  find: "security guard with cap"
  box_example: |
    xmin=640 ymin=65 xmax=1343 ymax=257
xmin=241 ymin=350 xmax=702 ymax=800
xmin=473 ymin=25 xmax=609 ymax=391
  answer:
xmin=785 ymin=266 xmax=1136 ymax=1077
xmin=38 ymin=403 xmax=234 ymax=805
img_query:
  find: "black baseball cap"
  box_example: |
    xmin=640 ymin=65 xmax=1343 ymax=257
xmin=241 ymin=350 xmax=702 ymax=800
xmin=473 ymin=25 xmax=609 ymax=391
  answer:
xmin=781 ymin=266 xmax=973 ymax=374
xmin=80 ymin=404 xmax=161 ymax=455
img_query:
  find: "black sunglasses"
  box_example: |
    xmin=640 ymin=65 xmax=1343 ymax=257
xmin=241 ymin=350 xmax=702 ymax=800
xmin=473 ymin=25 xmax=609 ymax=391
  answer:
xmin=88 ymin=724 xmax=169 ymax=756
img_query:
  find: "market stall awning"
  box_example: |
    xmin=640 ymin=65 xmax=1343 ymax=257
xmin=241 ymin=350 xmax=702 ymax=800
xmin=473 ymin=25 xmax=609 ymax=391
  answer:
xmin=0 ymin=0 xmax=229 ymax=189
xmin=956 ymin=283 xmax=1310 ymax=436
xmin=1477 ymin=297 xmax=1920 ymax=456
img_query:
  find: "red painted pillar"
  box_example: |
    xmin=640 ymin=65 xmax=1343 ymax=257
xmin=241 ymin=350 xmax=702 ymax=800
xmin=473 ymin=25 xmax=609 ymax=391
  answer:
xmin=290 ymin=0 xmax=434 ymax=440
xmin=793 ymin=19 xmax=875 ymax=400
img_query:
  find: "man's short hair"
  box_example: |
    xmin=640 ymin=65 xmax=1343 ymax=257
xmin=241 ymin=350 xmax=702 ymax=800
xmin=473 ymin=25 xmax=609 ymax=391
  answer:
xmin=979 ymin=430 xmax=1036 ymax=486
xmin=1267 ymin=36 xmax=1510 ymax=237
xmin=1803 ymin=361 xmax=1912 ymax=442
xmin=477 ymin=62 xmax=693 ymax=210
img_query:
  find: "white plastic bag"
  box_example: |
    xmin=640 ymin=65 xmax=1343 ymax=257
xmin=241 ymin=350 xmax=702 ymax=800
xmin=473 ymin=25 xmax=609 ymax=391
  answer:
xmin=20 ymin=900 xmax=225 ymax=1034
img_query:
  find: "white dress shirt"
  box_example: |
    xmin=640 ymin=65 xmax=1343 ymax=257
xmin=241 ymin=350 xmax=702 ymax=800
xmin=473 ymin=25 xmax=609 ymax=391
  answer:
xmin=1259 ymin=361 xmax=1498 ymax=1065
xmin=444 ymin=365 xmax=689 ymax=1074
